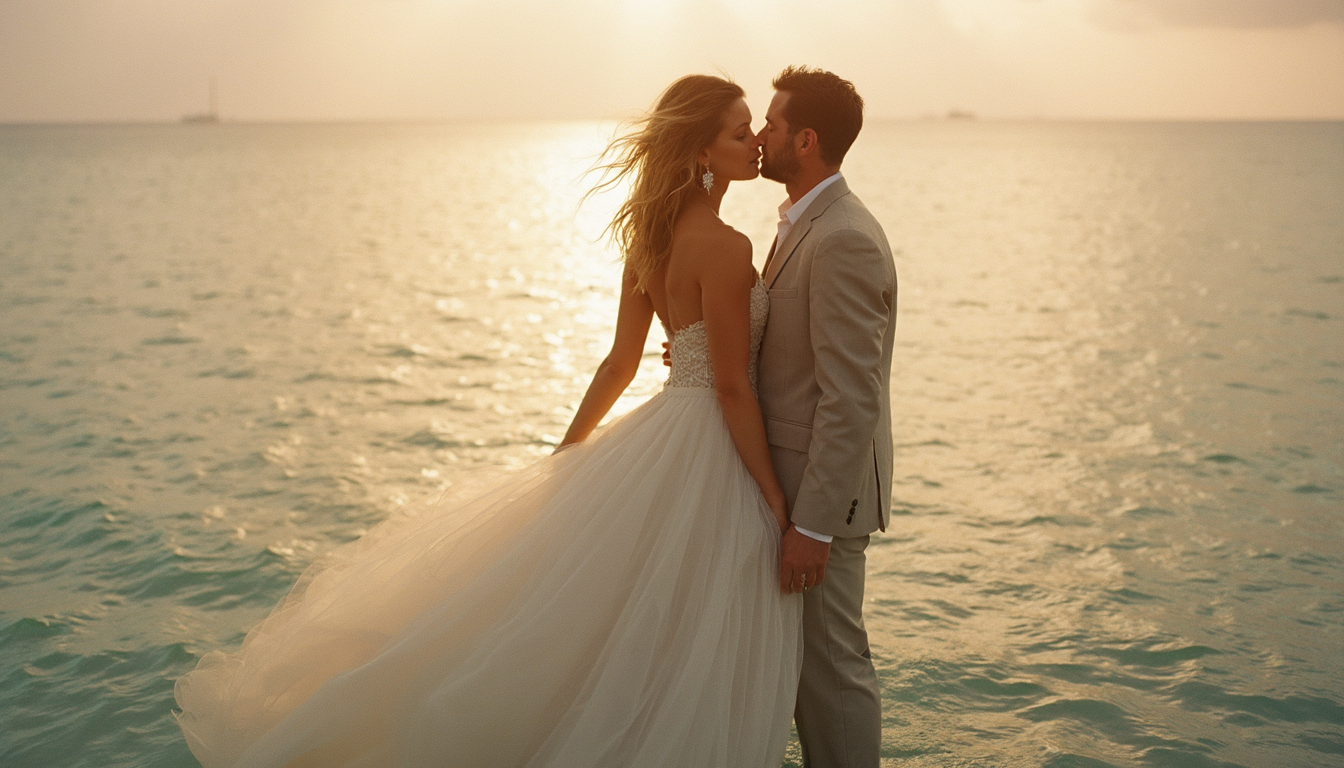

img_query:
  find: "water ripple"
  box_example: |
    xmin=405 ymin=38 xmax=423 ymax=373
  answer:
xmin=1 ymin=120 xmax=1340 ymax=767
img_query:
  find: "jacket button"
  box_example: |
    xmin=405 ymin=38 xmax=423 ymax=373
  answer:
xmin=850 ymin=499 xmax=858 ymax=507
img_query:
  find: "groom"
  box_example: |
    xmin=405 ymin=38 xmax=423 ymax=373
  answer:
xmin=756 ymin=67 xmax=896 ymax=767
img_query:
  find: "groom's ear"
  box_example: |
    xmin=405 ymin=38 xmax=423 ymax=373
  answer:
xmin=795 ymin=127 xmax=820 ymax=158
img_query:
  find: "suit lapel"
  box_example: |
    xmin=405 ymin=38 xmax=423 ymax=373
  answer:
xmin=762 ymin=235 xmax=779 ymax=276
xmin=764 ymin=178 xmax=851 ymax=288
xmin=764 ymin=217 xmax=811 ymax=288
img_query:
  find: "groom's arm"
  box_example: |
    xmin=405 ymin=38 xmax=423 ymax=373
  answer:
xmin=790 ymin=227 xmax=893 ymax=537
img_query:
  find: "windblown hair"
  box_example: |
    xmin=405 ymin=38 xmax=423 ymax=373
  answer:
xmin=772 ymin=66 xmax=864 ymax=167
xmin=590 ymin=75 xmax=745 ymax=291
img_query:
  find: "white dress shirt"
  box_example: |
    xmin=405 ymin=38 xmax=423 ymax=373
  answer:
xmin=774 ymin=172 xmax=843 ymax=252
xmin=768 ymin=172 xmax=844 ymax=545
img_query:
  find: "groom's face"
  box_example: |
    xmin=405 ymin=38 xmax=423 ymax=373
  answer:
xmin=758 ymin=91 xmax=801 ymax=184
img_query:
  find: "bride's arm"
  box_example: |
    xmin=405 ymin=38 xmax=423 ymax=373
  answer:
xmin=557 ymin=267 xmax=654 ymax=449
xmin=701 ymin=237 xmax=789 ymax=533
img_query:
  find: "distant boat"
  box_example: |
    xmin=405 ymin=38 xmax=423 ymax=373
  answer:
xmin=946 ymin=109 xmax=976 ymax=120
xmin=183 ymin=78 xmax=220 ymax=124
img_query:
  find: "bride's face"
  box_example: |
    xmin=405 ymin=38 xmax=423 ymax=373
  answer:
xmin=701 ymin=99 xmax=761 ymax=183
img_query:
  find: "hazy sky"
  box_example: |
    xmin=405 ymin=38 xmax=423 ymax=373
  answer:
xmin=1 ymin=0 xmax=1341 ymax=122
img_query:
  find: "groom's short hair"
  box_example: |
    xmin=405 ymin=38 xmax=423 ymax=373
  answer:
xmin=772 ymin=66 xmax=864 ymax=167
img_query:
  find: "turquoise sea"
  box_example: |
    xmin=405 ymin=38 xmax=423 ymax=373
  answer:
xmin=1 ymin=120 xmax=1341 ymax=766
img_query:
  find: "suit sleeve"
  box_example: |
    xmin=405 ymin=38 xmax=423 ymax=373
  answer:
xmin=790 ymin=227 xmax=894 ymax=536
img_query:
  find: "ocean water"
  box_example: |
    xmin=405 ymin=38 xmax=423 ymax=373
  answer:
xmin=0 ymin=120 xmax=1340 ymax=767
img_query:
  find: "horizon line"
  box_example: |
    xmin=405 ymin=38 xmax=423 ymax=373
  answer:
xmin=2 ymin=115 xmax=1342 ymax=127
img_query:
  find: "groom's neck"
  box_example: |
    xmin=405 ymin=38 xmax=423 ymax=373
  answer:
xmin=786 ymin=165 xmax=842 ymax=204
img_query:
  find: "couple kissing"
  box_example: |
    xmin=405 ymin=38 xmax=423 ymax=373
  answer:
xmin=177 ymin=66 xmax=896 ymax=768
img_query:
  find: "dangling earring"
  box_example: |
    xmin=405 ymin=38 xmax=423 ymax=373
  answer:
xmin=700 ymin=162 xmax=715 ymax=192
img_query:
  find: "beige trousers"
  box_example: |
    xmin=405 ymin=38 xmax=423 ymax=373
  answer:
xmin=773 ymin=445 xmax=882 ymax=767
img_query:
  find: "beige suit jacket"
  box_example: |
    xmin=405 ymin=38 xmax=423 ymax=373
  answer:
xmin=758 ymin=178 xmax=897 ymax=537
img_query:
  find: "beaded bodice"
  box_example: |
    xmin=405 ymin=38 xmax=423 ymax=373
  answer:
xmin=665 ymin=278 xmax=769 ymax=390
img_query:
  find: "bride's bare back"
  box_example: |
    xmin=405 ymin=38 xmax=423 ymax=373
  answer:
xmin=645 ymin=203 xmax=756 ymax=335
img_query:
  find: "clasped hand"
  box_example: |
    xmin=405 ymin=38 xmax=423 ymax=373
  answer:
xmin=780 ymin=525 xmax=829 ymax=595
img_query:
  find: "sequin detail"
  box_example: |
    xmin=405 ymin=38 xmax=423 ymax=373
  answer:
xmin=666 ymin=279 xmax=769 ymax=391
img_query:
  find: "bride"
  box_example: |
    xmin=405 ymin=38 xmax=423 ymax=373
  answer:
xmin=175 ymin=74 xmax=803 ymax=768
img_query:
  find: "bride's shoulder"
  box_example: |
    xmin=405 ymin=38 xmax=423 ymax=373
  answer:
xmin=677 ymin=216 xmax=752 ymax=269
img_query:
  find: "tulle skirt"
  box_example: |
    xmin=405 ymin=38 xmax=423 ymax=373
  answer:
xmin=175 ymin=386 xmax=803 ymax=768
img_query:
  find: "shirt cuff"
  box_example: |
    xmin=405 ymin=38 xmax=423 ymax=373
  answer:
xmin=793 ymin=525 xmax=834 ymax=543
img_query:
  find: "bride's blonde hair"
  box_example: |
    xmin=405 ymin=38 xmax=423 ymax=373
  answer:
xmin=590 ymin=75 xmax=745 ymax=291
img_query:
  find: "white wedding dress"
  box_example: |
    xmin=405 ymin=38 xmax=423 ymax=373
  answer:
xmin=176 ymin=278 xmax=803 ymax=768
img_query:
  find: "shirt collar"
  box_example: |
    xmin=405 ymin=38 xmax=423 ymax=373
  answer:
xmin=780 ymin=171 xmax=844 ymax=225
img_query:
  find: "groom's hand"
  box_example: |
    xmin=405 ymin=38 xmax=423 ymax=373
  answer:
xmin=780 ymin=526 xmax=830 ymax=594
